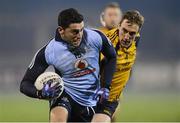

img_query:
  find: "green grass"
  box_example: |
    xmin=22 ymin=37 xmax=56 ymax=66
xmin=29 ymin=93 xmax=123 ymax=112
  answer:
xmin=0 ymin=91 xmax=180 ymax=122
xmin=0 ymin=96 xmax=49 ymax=122
xmin=116 ymin=92 xmax=180 ymax=122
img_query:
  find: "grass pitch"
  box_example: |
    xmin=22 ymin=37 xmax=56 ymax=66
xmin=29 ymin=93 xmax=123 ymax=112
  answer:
xmin=0 ymin=91 xmax=179 ymax=122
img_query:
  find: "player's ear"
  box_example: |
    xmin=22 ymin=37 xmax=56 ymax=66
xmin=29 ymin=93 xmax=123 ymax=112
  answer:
xmin=118 ymin=23 xmax=121 ymax=30
xmin=119 ymin=20 xmax=123 ymax=27
xmin=100 ymin=12 xmax=106 ymax=27
xmin=58 ymin=26 xmax=64 ymax=35
xmin=138 ymin=26 xmax=141 ymax=33
xmin=101 ymin=12 xmax=105 ymax=21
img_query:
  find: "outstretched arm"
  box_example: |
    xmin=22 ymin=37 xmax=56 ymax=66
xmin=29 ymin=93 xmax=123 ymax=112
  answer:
xmin=20 ymin=46 xmax=49 ymax=98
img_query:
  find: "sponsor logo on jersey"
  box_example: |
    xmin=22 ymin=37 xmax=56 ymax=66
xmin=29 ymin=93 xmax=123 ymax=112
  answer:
xmin=73 ymin=58 xmax=96 ymax=77
xmin=74 ymin=59 xmax=88 ymax=70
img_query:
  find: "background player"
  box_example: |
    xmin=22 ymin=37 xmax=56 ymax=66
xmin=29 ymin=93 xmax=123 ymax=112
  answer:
xmin=92 ymin=10 xmax=144 ymax=122
xmin=20 ymin=8 xmax=116 ymax=122
xmin=99 ymin=2 xmax=122 ymax=34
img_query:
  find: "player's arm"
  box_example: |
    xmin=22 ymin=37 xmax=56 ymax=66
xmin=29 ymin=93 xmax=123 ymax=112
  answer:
xmin=20 ymin=46 xmax=49 ymax=99
xmin=96 ymin=30 xmax=117 ymax=88
xmin=91 ymin=31 xmax=117 ymax=122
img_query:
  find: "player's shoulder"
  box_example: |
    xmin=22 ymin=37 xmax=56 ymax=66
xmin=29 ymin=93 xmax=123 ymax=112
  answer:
xmin=45 ymin=39 xmax=55 ymax=51
xmin=98 ymin=27 xmax=109 ymax=34
xmin=85 ymin=28 xmax=104 ymax=37
xmin=84 ymin=28 xmax=106 ymax=42
xmin=106 ymin=28 xmax=118 ymax=38
xmin=46 ymin=38 xmax=65 ymax=50
xmin=86 ymin=28 xmax=110 ymax=40
xmin=45 ymin=38 xmax=66 ymax=57
xmin=84 ymin=28 xmax=106 ymax=49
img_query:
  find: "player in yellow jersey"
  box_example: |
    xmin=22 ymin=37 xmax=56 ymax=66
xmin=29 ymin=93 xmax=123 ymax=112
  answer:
xmin=92 ymin=10 xmax=144 ymax=122
xmin=99 ymin=2 xmax=122 ymax=34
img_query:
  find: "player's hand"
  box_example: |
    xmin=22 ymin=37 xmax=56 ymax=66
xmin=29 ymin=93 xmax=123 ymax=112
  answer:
xmin=37 ymin=80 xmax=62 ymax=100
xmin=93 ymin=88 xmax=109 ymax=103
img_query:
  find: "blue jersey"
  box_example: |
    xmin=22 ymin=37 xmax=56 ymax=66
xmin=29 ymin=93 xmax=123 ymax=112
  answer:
xmin=45 ymin=29 xmax=103 ymax=106
xmin=20 ymin=28 xmax=116 ymax=107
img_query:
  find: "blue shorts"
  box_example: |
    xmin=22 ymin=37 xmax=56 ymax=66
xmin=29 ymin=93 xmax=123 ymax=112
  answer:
xmin=49 ymin=91 xmax=96 ymax=122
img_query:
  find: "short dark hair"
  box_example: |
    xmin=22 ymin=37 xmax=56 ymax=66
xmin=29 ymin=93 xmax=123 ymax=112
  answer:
xmin=58 ymin=8 xmax=84 ymax=29
xmin=120 ymin=10 xmax=144 ymax=29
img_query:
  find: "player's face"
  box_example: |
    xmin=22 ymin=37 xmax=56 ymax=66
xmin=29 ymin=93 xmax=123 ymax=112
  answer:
xmin=103 ymin=8 xmax=122 ymax=30
xmin=59 ymin=21 xmax=84 ymax=47
xmin=118 ymin=19 xmax=139 ymax=48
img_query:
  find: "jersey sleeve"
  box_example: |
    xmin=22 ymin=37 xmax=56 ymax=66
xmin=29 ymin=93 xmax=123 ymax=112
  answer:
xmin=94 ymin=30 xmax=117 ymax=88
xmin=20 ymin=45 xmax=49 ymax=98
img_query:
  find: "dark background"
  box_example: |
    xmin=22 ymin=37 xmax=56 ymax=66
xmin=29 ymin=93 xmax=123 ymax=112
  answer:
xmin=0 ymin=0 xmax=180 ymax=121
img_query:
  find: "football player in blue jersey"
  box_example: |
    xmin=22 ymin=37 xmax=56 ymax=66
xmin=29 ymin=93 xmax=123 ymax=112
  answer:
xmin=20 ymin=8 xmax=116 ymax=122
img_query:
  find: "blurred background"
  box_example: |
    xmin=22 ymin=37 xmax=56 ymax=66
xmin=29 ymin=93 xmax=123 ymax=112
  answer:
xmin=0 ymin=0 xmax=180 ymax=122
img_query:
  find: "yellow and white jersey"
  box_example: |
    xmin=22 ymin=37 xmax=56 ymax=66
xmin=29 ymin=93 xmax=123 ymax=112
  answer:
xmin=100 ymin=28 xmax=140 ymax=102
